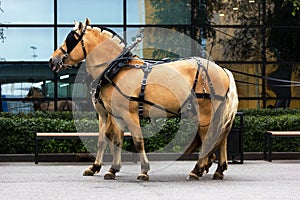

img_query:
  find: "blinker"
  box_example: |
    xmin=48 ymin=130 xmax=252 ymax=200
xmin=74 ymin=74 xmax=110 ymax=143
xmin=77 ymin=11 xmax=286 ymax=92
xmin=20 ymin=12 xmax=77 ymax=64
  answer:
xmin=66 ymin=30 xmax=83 ymax=54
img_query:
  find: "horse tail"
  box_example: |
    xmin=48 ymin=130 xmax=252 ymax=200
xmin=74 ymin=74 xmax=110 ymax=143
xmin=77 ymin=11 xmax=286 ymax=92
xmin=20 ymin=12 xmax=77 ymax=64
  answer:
xmin=198 ymin=68 xmax=238 ymax=159
xmin=221 ymin=68 xmax=239 ymax=136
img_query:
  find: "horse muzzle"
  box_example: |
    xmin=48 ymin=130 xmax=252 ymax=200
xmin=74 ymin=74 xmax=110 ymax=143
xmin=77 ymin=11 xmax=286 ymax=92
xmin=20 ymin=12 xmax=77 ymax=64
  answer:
xmin=49 ymin=57 xmax=61 ymax=72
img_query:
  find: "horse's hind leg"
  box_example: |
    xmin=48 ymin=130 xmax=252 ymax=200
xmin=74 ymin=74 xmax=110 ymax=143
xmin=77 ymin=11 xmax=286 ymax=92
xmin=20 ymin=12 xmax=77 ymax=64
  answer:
xmin=213 ymin=138 xmax=228 ymax=180
xmin=125 ymin=114 xmax=150 ymax=181
xmin=104 ymin=127 xmax=124 ymax=180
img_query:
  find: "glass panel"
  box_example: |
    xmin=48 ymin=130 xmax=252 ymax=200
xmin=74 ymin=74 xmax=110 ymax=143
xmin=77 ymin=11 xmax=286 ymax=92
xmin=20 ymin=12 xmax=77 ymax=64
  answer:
xmin=126 ymin=27 xmax=208 ymax=60
xmin=0 ymin=63 xmax=53 ymax=86
xmin=266 ymin=27 xmax=300 ymax=62
xmin=211 ymin=28 xmax=262 ymax=61
xmin=141 ymin=0 xmax=191 ymax=25
xmin=222 ymin=63 xmax=263 ymax=106
xmin=72 ymin=65 xmax=94 ymax=111
xmin=266 ymin=0 xmax=299 ymax=26
xmin=238 ymin=100 xmax=263 ymax=109
xmin=57 ymin=27 xmax=123 ymax=47
xmin=127 ymin=0 xmax=146 ymax=24
xmin=57 ymin=69 xmax=78 ymax=98
xmin=58 ymin=0 xmax=123 ymax=24
xmin=0 ymin=62 xmax=54 ymax=112
xmin=0 ymin=0 xmax=53 ymax=24
xmin=266 ymin=64 xmax=298 ymax=109
xmin=0 ymin=28 xmax=53 ymax=61
xmin=207 ymin=0 xmax=262 ymax=25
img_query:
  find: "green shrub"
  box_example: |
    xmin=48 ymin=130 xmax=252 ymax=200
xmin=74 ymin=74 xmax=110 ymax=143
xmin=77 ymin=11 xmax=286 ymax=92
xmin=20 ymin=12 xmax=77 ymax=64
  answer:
xmin=0 ymin=109 xmax=299 ymax=154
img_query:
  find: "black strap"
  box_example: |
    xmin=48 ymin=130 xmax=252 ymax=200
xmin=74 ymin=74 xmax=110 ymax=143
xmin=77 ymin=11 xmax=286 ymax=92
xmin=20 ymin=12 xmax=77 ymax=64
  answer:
xmin=138 ymin=64 xmax=152 ymax=117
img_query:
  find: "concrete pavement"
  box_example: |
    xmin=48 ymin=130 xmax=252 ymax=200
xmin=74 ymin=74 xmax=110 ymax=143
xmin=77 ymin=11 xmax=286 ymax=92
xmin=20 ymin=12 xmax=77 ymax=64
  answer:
xmin=0 ymin=160 xmax=299 ymax=200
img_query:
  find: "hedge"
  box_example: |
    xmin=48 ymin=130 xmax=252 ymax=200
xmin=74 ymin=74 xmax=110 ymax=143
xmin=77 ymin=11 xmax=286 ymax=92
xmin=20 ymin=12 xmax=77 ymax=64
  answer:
xmin=0 ymin=109 xmax=299 ymax=154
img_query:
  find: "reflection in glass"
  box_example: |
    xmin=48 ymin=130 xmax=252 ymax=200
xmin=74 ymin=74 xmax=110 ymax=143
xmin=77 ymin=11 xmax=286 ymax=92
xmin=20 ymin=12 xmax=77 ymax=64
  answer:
xmin=143 ymin=0 xmax=191 ymax=25
xmin=213 ymin=28 xmax=262 ymax=61
xmin=0 ymin=0 xmax=53 ymax=24
xmin=57 ymin=0 xmax=123 ymax=24
xmin=0 ymin=28 xmax=53 ymax=61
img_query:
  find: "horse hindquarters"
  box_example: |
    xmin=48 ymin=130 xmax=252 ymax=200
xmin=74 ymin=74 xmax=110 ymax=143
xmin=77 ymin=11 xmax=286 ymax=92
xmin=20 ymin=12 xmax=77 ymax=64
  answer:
xmin=213 ymin=69 xmax=238 ymax=179
xmin=188 ymin=69 xmax=238 ymax=180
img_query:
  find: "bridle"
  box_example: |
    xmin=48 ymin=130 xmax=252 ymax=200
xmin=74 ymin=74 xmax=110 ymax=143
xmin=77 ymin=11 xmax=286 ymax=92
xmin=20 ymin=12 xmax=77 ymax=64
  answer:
xmin=58 ymin=25 xmax=87 ymax=69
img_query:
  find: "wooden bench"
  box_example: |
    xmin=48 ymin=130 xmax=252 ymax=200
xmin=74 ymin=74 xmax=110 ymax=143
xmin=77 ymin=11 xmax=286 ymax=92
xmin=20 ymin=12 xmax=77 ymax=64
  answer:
xmin=35 ymin=132 xmax=132 ymax=164
xmin=264 ymin=131 xmax=300 ymax=162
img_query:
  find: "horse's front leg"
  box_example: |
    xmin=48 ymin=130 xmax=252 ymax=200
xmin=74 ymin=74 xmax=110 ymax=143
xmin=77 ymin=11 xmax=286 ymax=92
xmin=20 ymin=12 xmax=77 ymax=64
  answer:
xmin=83 ymin=115 xmax=108 ymax=176
xmin=125 ymin=114 xmax=150 ymax=181
xmin=82 ymin=131 xmax=107 ymax=176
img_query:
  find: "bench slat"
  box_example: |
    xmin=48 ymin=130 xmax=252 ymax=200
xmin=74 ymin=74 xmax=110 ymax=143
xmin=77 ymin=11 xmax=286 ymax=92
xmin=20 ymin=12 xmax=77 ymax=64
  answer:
xmin=264 ymin=131 xmax=300 ymax=162
xmin=36 ymin=132 xmax=132 ymax=137
xmin=267 ymin=131 xmax=300 ymax=136
xmin=36 ymin=132 xmax=98 ymax=137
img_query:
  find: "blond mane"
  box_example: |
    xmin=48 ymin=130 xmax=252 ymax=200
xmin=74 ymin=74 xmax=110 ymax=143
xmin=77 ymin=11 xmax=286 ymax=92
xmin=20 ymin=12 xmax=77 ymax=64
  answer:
xmin=92 ymin=26 xmax=125 ymax=48
xmin=85 ymin=26 xmax=126 ymax=69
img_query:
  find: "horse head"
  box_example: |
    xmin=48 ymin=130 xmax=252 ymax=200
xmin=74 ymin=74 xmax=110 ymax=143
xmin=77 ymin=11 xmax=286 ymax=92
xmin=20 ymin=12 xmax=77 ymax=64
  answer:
xmin=24 ymin=87 xmax=44 ymax=99
xmin=49 ymin=18 xmax=125 ymax=73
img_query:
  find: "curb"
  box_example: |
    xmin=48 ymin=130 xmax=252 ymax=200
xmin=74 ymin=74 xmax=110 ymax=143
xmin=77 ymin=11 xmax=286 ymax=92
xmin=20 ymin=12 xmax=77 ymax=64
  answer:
xmin=0 ymin=152 xmax=299 ymax=163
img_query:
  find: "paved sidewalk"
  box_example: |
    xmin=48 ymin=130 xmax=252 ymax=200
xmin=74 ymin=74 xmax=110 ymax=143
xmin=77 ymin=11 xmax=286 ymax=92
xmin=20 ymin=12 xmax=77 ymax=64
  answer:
xmin=0 ymin=160 xmax=299 ymax=200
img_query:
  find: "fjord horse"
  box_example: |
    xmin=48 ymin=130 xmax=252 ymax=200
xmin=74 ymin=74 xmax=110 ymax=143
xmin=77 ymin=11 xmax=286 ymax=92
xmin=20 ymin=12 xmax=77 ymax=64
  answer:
xmin=49 ymin=18 xmax=238 ymax=181
xmin=24 ymin=87 xmax=76 ymax=111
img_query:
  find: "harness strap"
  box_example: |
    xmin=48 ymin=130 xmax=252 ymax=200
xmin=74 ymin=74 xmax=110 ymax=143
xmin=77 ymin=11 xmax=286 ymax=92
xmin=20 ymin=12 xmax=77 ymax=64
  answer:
xmin=138 ymin=63 xmax=152 ymax=117
xmin=93 ymin=57 xmax=226 ymax=120
xmin=108 ymin=78 xmax=178 ymax=116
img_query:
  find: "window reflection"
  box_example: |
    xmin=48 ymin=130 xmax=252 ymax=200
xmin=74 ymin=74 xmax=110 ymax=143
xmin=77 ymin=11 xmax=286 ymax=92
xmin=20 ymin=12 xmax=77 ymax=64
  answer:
xmin=142 ymin=0 xmax=191 ymax=25
xmin=57 ymin=0 xmax=123 ymax=24
xmin=0 ymin=0 xmax=53 ymax=24
xmin=0 ymin=28 xmax=53 ymax=61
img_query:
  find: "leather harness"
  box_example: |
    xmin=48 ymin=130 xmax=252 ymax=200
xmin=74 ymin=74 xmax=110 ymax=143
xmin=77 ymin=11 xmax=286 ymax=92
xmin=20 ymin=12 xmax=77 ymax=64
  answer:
xmin=91 ymin=54 xmax=225 ymax=120
xmin=62 ymin=26 xmax=226 ymax=120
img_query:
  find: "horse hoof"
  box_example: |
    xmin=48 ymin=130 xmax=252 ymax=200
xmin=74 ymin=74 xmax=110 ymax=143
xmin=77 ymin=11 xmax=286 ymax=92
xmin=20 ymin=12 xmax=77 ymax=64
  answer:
xmin=136 ymin=174 xmax=149 ymax=182
xmin=83 ymin=169 xmax=95 ymax=176
xmin=213 ymin=171 xmax=224 ymax=180
xmin=186 ymin=173 xmax=200 ymax=181
xmin=104 ymin=172 xmax=116 ymax=180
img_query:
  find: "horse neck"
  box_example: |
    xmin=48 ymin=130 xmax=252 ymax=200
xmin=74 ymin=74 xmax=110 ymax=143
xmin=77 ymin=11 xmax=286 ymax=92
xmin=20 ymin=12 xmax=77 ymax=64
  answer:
xmin=85 ymin=29 xmax=125 ymax=79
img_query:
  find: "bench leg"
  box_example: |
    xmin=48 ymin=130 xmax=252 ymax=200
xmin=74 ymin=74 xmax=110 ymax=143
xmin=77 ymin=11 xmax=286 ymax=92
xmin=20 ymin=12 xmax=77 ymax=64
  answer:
xmin=264 ymin=134 xmax=267 ymax=160
xmin=35 ymin=139 xmax=39 ymax=164
xmin=264 ymin=133 xmax=273 ymax=162
xmin=268 ymin=136 xmax=272 ymax=162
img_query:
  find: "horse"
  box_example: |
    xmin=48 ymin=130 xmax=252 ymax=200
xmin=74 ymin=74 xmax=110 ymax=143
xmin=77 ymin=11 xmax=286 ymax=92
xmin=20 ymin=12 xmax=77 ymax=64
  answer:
xmin=49 ymin=18 xmax=238 ymax=181
xmin=24 ymin=87 xmax=76 ymax=111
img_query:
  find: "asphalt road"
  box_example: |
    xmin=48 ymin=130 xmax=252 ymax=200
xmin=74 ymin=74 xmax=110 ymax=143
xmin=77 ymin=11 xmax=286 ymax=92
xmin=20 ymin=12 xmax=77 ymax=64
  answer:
xmin=0 ymin=160 xmax=299 ymax=200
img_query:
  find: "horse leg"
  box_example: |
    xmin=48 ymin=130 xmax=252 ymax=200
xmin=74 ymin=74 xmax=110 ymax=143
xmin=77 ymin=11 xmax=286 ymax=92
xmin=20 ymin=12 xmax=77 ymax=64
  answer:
xmin=213 ymin=138 xmax=228 ymax=180
xmin=125 ymin=114 xmax=150 ymax=181
xmin=83 ymin=115 xmax=108 ymax=176
xmin=187 ymin=124 xmax=216 ymax=180
xmin=213 ymin=122 xmax=233 ymax=180
xmin=82 ymin=131 xmax=107 ymax=176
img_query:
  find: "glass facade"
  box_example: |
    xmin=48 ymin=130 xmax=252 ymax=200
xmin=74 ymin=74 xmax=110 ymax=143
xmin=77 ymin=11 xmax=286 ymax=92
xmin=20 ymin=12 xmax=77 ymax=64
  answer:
xmin=0 ymin=0 xmax=299 ymax=112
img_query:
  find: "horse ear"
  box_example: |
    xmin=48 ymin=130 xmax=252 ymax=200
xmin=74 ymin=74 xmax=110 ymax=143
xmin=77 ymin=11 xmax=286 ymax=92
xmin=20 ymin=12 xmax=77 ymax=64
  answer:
xmin=78 ymin=22 xmax=83 ymax=31
xmin=85 ymin=18 xmax=91 ymax=26
xmin=73 ymin=20 xmax=79 ymax=30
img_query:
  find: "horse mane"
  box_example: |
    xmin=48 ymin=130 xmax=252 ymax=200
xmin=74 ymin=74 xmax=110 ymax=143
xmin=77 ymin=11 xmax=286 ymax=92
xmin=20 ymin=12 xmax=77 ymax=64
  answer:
xmin=92 ymin=26 xmax=126 ymax=48
xmin=85 ymin=26 xmax=126 ymax=67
